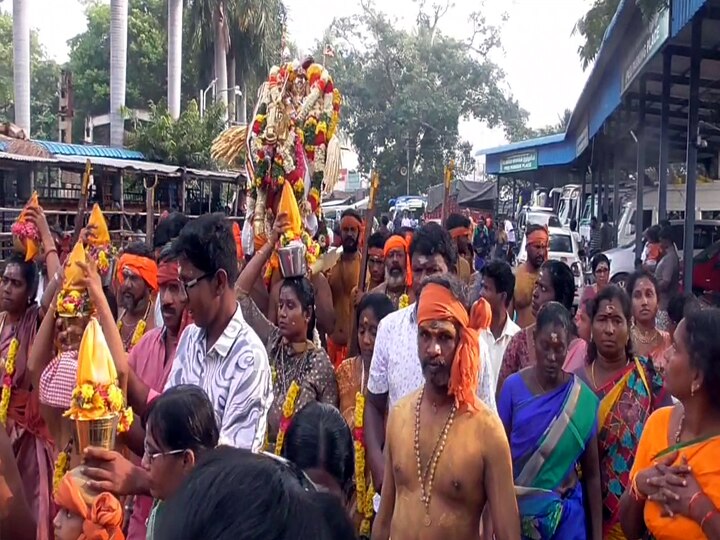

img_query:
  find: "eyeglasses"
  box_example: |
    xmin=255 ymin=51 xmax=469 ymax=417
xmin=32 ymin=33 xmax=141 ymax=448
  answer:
xmin=144 ymin=447 xmax=187 ymax=465
xmin=181 ymin=273 xmax=211 ymax=294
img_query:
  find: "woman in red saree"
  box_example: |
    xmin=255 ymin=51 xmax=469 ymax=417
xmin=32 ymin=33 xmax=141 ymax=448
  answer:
xmin=575 ymin=285 xmax=671 ymax=539
xmin=1 ymin=206 xmax=60 ymax=540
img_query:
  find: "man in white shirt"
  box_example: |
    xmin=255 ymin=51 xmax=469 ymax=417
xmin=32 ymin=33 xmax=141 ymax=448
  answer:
xmin=478 ymin=260 xmax=520 ymax=391
xmin=364 ymin=223 xmax=496 ymax=494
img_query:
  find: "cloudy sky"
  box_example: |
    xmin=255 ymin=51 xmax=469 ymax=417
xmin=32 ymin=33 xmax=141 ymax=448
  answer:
xmin=9 ymin=0 xmax=592 ymax=153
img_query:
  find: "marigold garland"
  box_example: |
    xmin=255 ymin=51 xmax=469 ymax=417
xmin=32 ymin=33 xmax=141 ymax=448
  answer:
xmin=53 ymin=449 xmax=70 ymax=493
xmin=117 ymin=317 xmax=148 ymax=351
xmin=274 ymin=381 xmax=300 ymax=456
xmin=398 ymin=293 xmax=410 ymax=310
xmin=353 ymin=392 xmax=374 ymax=537
xmin=0 ymin=337 xmax=19 ymax=425
xmin=64 ymin=381 xmax=134 ymax=433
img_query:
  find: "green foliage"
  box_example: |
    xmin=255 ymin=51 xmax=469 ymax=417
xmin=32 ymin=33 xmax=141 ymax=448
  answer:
xmin=574 ymin=0 xmax=668 ymax=69
xmin=0 ymin=11 xmax=60 ymax=139
xmin=129 ymin=99 xmax=226 ymax=169
xmin=67 ymin=0 xmax=170 ymax=141
xmin=321 ymin=1 xmax=524 ymax=202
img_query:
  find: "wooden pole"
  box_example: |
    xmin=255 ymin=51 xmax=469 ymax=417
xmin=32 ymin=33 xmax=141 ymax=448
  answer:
xmin=145 ymin=174 xmax=157 ymax=248
xmin=71 ymin=159 xmax=92 ymax=243
xmin=441 ymin=160 xmax=454 ymax=225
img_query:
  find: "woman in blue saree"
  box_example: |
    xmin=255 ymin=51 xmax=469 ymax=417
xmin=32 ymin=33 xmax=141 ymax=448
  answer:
xmin=498 ymin=302 xmax=603 ymax=540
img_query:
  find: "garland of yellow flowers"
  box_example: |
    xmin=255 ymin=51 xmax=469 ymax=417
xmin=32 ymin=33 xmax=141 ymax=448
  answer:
xmin=0 ymin=337 xmax=19 ymax=425
xmin=354 ymin=392 xmax=375 ymax=537
xmin=398 ymin=293 xmax=410 ymax=310
xmin=52 ymin=440 xmax=72 ymax=493
xmin=274 ymin=381 xmax=300 ymax=456
xmin=117 ymin=307 xmax=149 ymax=350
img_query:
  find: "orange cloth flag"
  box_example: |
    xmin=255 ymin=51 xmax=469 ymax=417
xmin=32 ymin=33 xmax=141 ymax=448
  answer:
xmin=54 ymin=470 xmax=125 ymax=540
xmin=232 ymin=222 xmax=243 ymax=260
xmin=77 ymin=318 xmax=118 ymax=387
xmin=87 ymin=204 xmax=111 ymax=246
xmin=417 ymin=285 xmax=492 ymax=412
xmin=277 ymin=181 xmax=303 ymax=238
xmin=63 ymin=241 xmax=88 ymax=290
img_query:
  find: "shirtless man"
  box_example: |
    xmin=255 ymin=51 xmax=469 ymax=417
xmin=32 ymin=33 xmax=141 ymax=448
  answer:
xmin=372 ymin=274 xmax=518 ymax=540
xmin=371 ymin=233 xmax=413 ymax=309
xmin=511 ymin=224 xmax=548 ymax=329
xmin=445 ymin=213 xmax=473 ymax=284
xmin=326 ymin=209 xmax=363 ymax=367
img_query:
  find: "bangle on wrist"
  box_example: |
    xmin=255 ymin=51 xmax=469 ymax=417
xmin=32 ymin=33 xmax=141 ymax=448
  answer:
xmin=701 ymin=509 xmax=719 ymax=530
xmin=689 ymin=492 xmax=704 ymax=516
xmin=630 ymin=474 xmax=647 ymax=502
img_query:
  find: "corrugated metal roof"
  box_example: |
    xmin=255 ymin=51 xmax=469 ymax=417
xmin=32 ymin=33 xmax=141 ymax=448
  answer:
xmin=476 ymin=133 xmax=565 ymax=157
xmin=0 ymin=151 xmax=58 ymax=164
xmin=33 ymin=140 xmax=145 ymax=160
xmin=672 ymin=0 xmax=706 ymax=36
xmin=52 ymin=154 xmax=183 ymax=174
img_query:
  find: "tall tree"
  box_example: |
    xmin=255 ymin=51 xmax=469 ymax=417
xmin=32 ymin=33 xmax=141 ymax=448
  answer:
xmin=110 ymin=0 xmax=129 ymax=146
xmin=168 ymin=0 xmax=183 ymax=118
xmin=574 ymin=0 xmax=668 ymax=69
xmin=322 ymin=1 xmax=525 ymax=201
xmin=67 ymin=0 xmax=170 ymax=142
xmin=0 ymin=11 xmax=59 ymax=140
xmin=12 ymin=0 xmax=30 ymax=134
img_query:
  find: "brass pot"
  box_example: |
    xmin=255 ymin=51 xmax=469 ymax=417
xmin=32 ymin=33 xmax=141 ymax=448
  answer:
xmin=74 ymin=414 xmax=119 ymax=453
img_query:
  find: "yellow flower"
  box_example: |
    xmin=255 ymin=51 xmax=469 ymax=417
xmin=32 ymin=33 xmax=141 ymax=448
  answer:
xmin=98 ymin=250 xmax=109 ymax=271
xmin=399 ymin=293 xmax=410 ymax=309
xmin=316 ymin=121 xmax=328 ymax=135
xmin=69 ymin=290 xmax=81 ymax=300
xmin=130 ymin=319 xmax=147 ymax=349
xmin=107 ymin=384 xmax=124 ymax=411
xmin=282 ymin=382 xmax=300 ymax=418
xmin=53 ymin=450 xmax=70 ymax=493
xmin=80 ymin=384 xmax=95 ymax=401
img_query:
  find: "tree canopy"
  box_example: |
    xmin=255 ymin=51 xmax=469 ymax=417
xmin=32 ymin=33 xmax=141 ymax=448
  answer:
xmin=0 ymin=11 xmax=59 ymax=139
xmin=574 ymin=0 xmax=668 ymax=69
xmin=320 ymin=1 xmax=526 ymax=202
xmin=129 ymin=99 xmax=226 ymax=169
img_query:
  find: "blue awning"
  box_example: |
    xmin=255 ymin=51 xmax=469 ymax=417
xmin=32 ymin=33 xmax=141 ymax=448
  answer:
xmin=32 ymin=140 xmax=145 ymax=160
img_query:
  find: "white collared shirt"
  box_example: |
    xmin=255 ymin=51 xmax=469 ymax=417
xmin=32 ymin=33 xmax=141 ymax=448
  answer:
xmin=165 ymin=303 xmax=273 ymax=451
xmin=480 ymin=313 xmax=521 ymax=391
xmin=367 ymin=303 xmax=497 ymax=412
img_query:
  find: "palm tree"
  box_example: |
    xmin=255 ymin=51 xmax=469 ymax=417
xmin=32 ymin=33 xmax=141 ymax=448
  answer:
xmin=12 ymin=0 xmax=30 ymax=135
xmin=168 ymin=0 xmax=183 ymax=119
xmin=110 ymin=0 xmax=129 ymax=146
xmin=189 ymin=0 xmax=284 ymax=124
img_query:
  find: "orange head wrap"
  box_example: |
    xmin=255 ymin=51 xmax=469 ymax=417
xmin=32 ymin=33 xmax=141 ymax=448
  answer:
xmin=54 ymin=472 xmax=125 ymax=540
xmin=232 ymin=222 xmax=243 ymax=261
xmin=449 ymin=227 xmax=472 ymax=240
xmin=526 ymin=227 xmax=549 ymax=258
xmin=340 ymin=214 xmax=365 ymax=248
xmin=116 ymin=253 xmax=158 ymax=292
xmin=383 ymin=235 xmax=413 ymax=286
xmin=416 ymin=284 xmax=492 ymax=412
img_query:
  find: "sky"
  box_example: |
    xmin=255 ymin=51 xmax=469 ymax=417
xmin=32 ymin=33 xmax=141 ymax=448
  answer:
xmin=8 ymin=0 xmax=593 ymax=156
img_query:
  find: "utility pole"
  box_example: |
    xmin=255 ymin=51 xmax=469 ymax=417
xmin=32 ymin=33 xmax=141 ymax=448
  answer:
xmin=406 ymin=132 xmax=411 ymax=195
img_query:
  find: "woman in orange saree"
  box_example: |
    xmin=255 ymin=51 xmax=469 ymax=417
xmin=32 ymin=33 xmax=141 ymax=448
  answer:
xmin=620 ymin=309 xmax=720 ymax=540
xmin=575 ymin=285 xmax=671 ymax=539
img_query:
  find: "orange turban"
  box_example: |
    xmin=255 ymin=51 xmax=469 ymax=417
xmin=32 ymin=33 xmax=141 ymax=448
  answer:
xmin=232 ymin=222 xmax=243 ymax=261
xmin=116 ymin=253 xmax=158 ymax=292
xmin=417 ymin=285 xmax=492 ymax=412
xmin=383 ymin=235 xmax=412 ymax=286
xmin=54 ymin=472 xmax=125 ymax=540
xmin=340 ymin=214 xmax=365 ymax=248
xmin=449 ymin=227 xmax=472 ymax=240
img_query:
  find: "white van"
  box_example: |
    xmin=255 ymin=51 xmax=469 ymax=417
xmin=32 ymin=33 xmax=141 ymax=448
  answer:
xmin=616 ymin=182 xmax=720 ymax=247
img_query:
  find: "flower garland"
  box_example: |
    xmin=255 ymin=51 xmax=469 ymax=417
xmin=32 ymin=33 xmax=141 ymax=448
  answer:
xmin=353 ymin=392 xmax=374 ymax=538
xmin=274 ymin=381 xmax=300 ymax=456
xmin=86 ymin=244 xmax=117 ymax=276
xmin=57 ymin=289 xmax=92 ymax=318
xmin=0 ymin=337 xmax=19 ymax=425
xmin=53 ymin=443 xmax=71 ymax=493
xmin=117 ymin=317 xmax=148 ymax=351
xmin=398 ymin=293 xmax=410 ymax=310
xmin=64 ymin=382 xmax=134 ymax=434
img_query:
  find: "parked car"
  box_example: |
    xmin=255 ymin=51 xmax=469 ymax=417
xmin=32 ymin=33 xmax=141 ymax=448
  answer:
xmin=603 ymin=220 xmax=720 ymax=289
xmin=517 ymin=226 xmax=583 ymax=307
xmin=692 ymin=240 xmax=720 ymax=295
xmin=517 ymin=206 xmax=562 ymax=234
